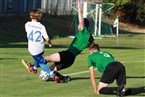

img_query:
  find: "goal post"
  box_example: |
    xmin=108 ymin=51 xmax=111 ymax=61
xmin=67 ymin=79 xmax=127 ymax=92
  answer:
xmin=83 ymin=2 xmax=87 ymax=18
xmin=71 ymin=1 xmax=115 ymax=37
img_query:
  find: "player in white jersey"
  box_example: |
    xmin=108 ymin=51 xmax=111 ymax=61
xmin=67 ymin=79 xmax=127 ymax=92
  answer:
xmin=23 ymin=9 xmax=60 ymax=83
xmin=25 ymin=15 xmax=50 ymax=56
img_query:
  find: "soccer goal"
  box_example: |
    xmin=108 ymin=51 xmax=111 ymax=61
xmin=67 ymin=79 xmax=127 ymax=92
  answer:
xmin=71 ymin=1 xmax=115 ymax=38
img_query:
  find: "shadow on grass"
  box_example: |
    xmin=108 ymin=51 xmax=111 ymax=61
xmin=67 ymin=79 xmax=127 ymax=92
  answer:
xmin=0 ymin=58 xmax=17 ymax=60
xmin=1 ymin=43 xmax=144 ymax=49
xmin=101 ymin=46 xmax=145 ymax=49
xmin=0 ymin=44 xmax=68 ymax=48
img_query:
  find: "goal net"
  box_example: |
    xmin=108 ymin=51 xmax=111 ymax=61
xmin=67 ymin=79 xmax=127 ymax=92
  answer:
xmin=70 ymin=1 xmax=115 ymax=38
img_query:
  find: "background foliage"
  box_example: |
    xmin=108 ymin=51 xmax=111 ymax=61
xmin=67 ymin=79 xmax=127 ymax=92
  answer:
xmin=103 ymin=0 xmax=145 ymax=27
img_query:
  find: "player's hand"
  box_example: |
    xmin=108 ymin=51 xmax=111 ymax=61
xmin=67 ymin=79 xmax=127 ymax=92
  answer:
xmin=77 ymin=0 xmax=81 ymax=9
xmin=48 ymin=44 xmax=52 ymax=47
xmin=47 ymin=40 xmax=52 ymax=47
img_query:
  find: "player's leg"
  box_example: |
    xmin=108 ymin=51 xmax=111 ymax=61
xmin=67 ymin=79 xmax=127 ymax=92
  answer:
xmin=39 ymin=64 xmax=54 ymax=76
xmin=116 ymin=63 xmax=145 ymax=96
xmin=49 ymin=63 xmax=71 ymax=83
xmin=45 ymin=52 xmax=61 ymax=62
xmin=22 ymin=52 xmax=44 ymax=73
xmin=34 ymin=57 xmax=61 ymax=82
xmin=116 ymin=62 xmax=145 ymax=96
xmin=33 ymin=55 xmax=53 ymax=75
xmin=49 ymin=51 xmax=75 ymax=82
xmin=33 ymin=59 xmax=39 ymax=69
xmin=98 ymin=76 xmax=117 ymax=95
xmin=53 ymin=70 xmax=71 ymax=83
xmin=45 ymin=52 xmax=66 ymax=82
xmin=98 ymin=62 xmax=119 ymax=95
xmin=115 ymin=62 xmax=126 ymax=97
xmin=124 ymin=87 xmax=145 ymax=96
xmin=33 ymin=54 xmax=62 ymax=82
xmin=97 ymin=82 xmax=122 ymax=95
xmin=27 ymin=52 xmax=47 ymax=74
xmin=21 ymin=59 xmax=39 ymax=74
xmin=97 ymin=82 xmax=109 ymax=94
xmin=27 ymin=59 xmax=39 ymax=74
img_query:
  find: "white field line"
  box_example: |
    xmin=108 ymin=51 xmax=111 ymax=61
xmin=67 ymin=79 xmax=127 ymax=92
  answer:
xmin=65 ymin=60 xmax=145 ymax=76
xmin=122 ymin=60 xmax=145 ymax=63
xmin=64 ymin=70 xmax=91 ymax=76
xmin=1 ymin=60 xmax=145 ymax=77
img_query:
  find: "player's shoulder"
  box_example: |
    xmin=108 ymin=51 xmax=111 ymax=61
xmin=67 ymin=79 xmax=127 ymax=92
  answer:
xmin=25 ymin=21 xmax=32 ymax=28
xmin=37 ymin=22 xmax=45 ymax=28
xmin=25 ymin=21 xmax=30 ymax=25
xmin=103 ymin=51 xmax=112 ymax=55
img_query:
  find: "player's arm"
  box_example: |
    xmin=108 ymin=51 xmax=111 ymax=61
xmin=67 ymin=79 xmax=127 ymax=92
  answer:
xmin=77 ymin=0 xmax=84 ymax=31
xmin=89 ymin=66 xmax=98 ymax=94
xmin=42 ymin=26 xmax=52 ymax=47
xmin=45 ymin=38 xmax=52 ymax=47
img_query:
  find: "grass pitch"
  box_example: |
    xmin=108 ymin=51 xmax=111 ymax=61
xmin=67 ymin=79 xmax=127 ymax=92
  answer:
xmin=0 ymin=16 xmax=145 ymax=97
xmin=1 ymin=35 xmax=145 ymax=97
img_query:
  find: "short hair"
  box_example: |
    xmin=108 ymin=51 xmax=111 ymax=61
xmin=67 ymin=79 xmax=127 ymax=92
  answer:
xmin=84 ymin=18 xmax=90 ymax=29
xmin=89 ymin=43 xmax=100 ymax=51
xmin=29 ymin=9 xmax=42 ymax=21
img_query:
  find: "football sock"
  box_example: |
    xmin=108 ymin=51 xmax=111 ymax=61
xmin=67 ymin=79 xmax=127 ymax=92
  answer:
xmin=39 ymin=64 xmax=55 ymax=78
xmin=33 ymin=66 xmax=37 ymax=70
xmin=125 ymin=87 xmax=145 ymax=95
xmin=33 ymin=60 xmax=39 ymax=69
xmin=99 ymin=87 xmax=118 ymax=94
xmin=99 ymin=87 xmax=145 ymax=96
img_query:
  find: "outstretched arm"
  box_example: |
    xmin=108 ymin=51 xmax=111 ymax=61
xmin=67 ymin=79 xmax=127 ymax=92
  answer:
xmin=77 ymin=0 xmax=84 ymax=31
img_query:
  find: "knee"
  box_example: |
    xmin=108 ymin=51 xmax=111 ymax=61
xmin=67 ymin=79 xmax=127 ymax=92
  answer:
xmin=45 ymin=56 xmax=49 ymax=61
xmin=99 ymin=88 xmax=105 ymax=94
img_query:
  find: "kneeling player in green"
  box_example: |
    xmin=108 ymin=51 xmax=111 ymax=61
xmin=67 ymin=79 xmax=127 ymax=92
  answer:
xmin=88 ymin=43 xmax=145 ymax=97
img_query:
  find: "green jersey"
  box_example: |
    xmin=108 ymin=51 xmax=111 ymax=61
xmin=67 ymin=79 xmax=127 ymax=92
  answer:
xmin=87 ymin=51 xmax=118 ymax=73
xmin=67 ymin=27 xmax=94 ymax=56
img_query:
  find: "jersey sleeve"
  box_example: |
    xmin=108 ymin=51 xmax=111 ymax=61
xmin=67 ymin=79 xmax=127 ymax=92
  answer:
xmin=42 ymin=25 xmax=49 ymax=39
xmin=25 ymin=22 xmax=29 ymax=33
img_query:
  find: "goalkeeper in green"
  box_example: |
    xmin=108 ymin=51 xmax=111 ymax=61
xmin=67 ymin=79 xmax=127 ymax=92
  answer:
xmin=88 ymin=43 xmax=145 ymax=97
xmin=45 ymin=0 xmax=94 ymax=83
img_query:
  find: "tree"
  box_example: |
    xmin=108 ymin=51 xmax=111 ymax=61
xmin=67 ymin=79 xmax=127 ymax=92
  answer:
xmin=121 ymin=0 xmax=145 ymax=26
xmin=103 ymin=0 xmax=128 ymax=7
xmin=103 ymin=0 xmax=145 ymax=26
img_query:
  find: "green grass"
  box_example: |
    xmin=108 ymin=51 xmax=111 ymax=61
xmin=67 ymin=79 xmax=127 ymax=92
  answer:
xmin=1 ymin=37 xmax=145 ymax=97
xmin=0 ymin=16 xmax=145 ymax=97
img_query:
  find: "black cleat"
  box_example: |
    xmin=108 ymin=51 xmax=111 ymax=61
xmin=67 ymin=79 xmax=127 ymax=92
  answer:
xmin=61 ymin=76 xmax=71 ymax=83
xmin=117 ymin=84 xmax=125 ymax=97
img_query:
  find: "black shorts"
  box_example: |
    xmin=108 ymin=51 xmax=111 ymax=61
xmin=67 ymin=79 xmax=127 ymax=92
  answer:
xmin=100 ymin=62 xmax=126 ymax=86
xmin=50 ymin=50 xmax=76 ymax=71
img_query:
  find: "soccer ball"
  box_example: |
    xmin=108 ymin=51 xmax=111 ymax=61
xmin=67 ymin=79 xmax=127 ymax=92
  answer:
xmin=39 ymin=70 xmax=50 ymax=81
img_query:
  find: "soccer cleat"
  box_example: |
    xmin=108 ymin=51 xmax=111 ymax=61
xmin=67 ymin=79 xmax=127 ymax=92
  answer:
xmin=28 ymin=65 xmax=37 ymax=74
xmin=117 ymin=84 xmax=125 ymax=97
xmin=21 ymin=59 xmax=37 ymax=74
xmin=61 ymin=76 xmax=71 ymax=83
xmin=54 ymin=76 xmax=61 ymax=83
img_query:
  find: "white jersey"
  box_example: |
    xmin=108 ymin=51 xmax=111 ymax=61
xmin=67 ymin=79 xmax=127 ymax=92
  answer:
xmin=25 ymin=21 xmax=49 ymax=55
